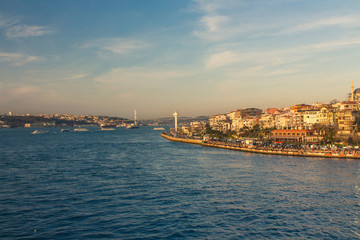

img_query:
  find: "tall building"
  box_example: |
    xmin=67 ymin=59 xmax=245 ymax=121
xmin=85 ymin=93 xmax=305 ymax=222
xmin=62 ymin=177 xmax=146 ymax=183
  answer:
xmin=350 ymin=79 xmax=360 ymax=102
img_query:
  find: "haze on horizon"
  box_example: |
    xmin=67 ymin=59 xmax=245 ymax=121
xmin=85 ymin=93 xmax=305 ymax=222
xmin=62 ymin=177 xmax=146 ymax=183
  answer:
xmin=1 ymin=0 xmax=360 ymax=119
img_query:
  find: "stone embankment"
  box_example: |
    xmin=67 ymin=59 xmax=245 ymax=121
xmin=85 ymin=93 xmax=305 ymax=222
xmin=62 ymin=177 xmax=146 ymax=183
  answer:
xmin=161 ymin=133 xmax=360 ymax=159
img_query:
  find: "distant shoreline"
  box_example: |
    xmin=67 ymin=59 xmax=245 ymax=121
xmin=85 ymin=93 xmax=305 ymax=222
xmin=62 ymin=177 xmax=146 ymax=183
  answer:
xmin=161 ymin=133 xmax=360 ymax=159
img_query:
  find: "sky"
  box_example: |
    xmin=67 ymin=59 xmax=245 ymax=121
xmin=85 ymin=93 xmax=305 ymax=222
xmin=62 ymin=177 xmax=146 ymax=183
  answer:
xmin=1 ymin=0 xmax=360 ymax=119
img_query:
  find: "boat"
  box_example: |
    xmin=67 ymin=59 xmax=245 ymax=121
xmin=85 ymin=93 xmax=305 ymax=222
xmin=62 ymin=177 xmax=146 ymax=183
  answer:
xmin=74 ymin=128 xmax=88 ymax=132
xmin=60 ymin=129 xmax=70 ymax=132
xmin=100 ymin=123 xmax=116 ymax=128
xmin=154 ymin=127 xmax=165 ymax=131
xmin=126 ymin=124 xmax=139 ymax=129
xmin=127 ymin=109 xmax=139 ymax=129
xmin=31 ymin=130 xmax=49 ymax=134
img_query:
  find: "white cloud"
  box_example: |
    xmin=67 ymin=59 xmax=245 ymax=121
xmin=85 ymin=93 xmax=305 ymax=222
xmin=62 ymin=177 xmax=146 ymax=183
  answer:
xmin=191 ymin=0 xmax=243 ymax=41
xmin=83 ymin=38 xmax=149 ymax=54
xmin=205 ymin=51 xmax=239 ymax=69
xmin=0 ymin=52 xmax=43 ymax=65
xmin=200 ymin=15 xmax=229 ymax=32
xmin=0 ymin=14 xmax=19 ymax=28
xmin=191 ymin=0 xmax=235 ymax=13
xmin=312 ymin=39 xmax=360 ymax=50
xmin=0 ymin=14 xmax=52 ymax=38
xmin=204 ymin=36 xmax=360 ymax=70
xmin=6 ymin=25 xmax=52 ymax=38
xmin=294 ymin=16 xmax=358 ymax=32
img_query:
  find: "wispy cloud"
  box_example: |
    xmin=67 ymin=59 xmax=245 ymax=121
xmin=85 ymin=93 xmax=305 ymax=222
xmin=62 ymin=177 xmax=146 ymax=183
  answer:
xmin=204 ymin=37 xmax=360 ymax=72
xmin=312 ymin=39 xmax=360 ymax=50
xmin=0 ymin=52 xmax=43 ymax=65
xmin=0 ymin=13 xmax=53 ymax=38
xmin=191 ymin=0 xmax=237 ymax=41
xmin=191 ymin=0 xmax=360 ymax=43
xmin=199 ymin=15 xmax=229 ymax=32
xmin=0 ymin=14 xmax=19 ymax=28
xmin=191 ymin=0 xmax=232 ymax=13
xmin=62 ymin=73 xmax=87 ymax=81
xmin=205 ymin=50 xmax=239 ymax=69
xmin=278 ymin=16 xmax=360 ymax=35
xmin=83 ymin=38 xmax=149 ymax=54
xmin=6 ymin=25 xmax=53 ymax=38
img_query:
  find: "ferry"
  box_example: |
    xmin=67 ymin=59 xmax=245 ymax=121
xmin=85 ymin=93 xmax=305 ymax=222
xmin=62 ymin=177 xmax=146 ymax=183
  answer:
xmin=31 ymin=130 xmax=49 ymax=134
xmin=74 ymin=128 xmax=88 ymax=132
xmin=100 ymin=123 xmax=116 ymax=128
xmin=126 ymin=124 xmax=139 ymax=129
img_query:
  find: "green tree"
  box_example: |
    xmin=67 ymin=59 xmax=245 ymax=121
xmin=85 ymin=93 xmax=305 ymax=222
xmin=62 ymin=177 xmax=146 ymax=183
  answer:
xmin=313 ymin=123 xmax=337 ymax=144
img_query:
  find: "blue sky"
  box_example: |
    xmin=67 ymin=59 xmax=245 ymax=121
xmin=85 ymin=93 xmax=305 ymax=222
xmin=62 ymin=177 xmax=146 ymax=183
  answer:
xmin=1 ymin=0 xmax=360 ymax=119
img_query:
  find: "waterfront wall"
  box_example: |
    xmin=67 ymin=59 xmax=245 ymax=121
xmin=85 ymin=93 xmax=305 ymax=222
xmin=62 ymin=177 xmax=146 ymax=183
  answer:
xmin=161 ymin=133 xmax=202 ymax=144
xmin=161 ymin=133 xmax=360 ymax=159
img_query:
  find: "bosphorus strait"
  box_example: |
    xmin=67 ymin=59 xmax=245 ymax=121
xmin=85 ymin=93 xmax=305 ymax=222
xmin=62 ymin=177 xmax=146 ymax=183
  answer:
xmin=1 ymin=127 xmax=359 ymax=239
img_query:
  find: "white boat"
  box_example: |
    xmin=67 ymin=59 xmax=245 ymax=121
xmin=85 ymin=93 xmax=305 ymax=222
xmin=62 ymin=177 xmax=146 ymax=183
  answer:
xmin=154 ymin=127 xmax=165 ymax=130
xmin=126 ymin=124 xmax=139 ymax=129
xmin=31 ymin=130 xmax=49 ymax=134
xmin=74 ymin=128 xmax=88 ymax=132
xmin=100 ymin=123 xmax=116 ymax=128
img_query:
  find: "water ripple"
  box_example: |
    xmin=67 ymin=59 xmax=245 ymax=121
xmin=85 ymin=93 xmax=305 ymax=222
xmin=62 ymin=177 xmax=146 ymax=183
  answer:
xmin=1 ymin=127 xmax=360 ymax=239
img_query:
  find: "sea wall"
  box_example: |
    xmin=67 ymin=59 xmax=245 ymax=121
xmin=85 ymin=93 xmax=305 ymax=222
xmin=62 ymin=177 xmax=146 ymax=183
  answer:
xmin=161 ymin=133 xmax=360 ymax=159
xmin=161 ymin=133 xmax=202 ymax=144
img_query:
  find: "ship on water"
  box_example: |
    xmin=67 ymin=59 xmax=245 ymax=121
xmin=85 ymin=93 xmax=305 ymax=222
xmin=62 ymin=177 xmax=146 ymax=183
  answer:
xmin=99 ymin=122 xmax=116 ymax=130
xmin=126 ymin=109 xmax=139 ymax=129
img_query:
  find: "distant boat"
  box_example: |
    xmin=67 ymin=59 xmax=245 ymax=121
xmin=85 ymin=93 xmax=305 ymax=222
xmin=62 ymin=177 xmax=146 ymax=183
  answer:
xmin=60 ymin=129 xmax=70 ymax=132
xmin=126 ymin=124 xmax=139 ymax=129
xmin=100 ymin=123 xmax=116 ymax=128
xmin=31 ymin=130 xmax=49 ymax=134
xmin=74 ymin=128 xmax=88 ymax=132
xmin=154 ymin=127 xmax=165 ymax=131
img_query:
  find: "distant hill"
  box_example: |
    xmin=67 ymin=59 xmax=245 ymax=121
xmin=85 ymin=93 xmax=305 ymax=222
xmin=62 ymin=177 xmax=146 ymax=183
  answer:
xmin=141 ymin=116 xmax=209 ymax=126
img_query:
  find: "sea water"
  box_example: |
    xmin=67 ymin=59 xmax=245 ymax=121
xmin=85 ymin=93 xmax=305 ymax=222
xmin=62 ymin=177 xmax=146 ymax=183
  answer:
xmin=0 ymin=127 xmax=359 ymax=239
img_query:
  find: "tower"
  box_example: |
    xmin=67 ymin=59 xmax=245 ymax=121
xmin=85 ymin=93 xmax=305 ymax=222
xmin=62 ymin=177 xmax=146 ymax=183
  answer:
xmin=134 ymin=109 xmax=137 ymax=125
xmin=173 ymin=111 xmax=179 ymax=132
xmin=351 ymin=79 xmax=354 ymax=101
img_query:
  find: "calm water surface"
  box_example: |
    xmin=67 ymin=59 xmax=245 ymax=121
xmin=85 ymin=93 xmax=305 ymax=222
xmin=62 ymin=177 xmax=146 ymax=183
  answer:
xmin=0 ymin=127 xmax=360 ymax=239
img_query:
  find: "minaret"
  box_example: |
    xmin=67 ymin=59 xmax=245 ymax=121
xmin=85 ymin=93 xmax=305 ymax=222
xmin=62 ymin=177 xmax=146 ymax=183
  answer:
xmin=134 ymin=109 xmax=137 ymax=125
xmin=173 ymin=111 xmax=179 ymax=132
xmin=351 ymin=79 xmax=354 ymax=101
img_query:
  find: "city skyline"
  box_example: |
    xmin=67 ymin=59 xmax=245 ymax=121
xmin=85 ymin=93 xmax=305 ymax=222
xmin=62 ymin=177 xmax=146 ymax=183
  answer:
xmin=1 ymin=0 xmax=360 ymax=119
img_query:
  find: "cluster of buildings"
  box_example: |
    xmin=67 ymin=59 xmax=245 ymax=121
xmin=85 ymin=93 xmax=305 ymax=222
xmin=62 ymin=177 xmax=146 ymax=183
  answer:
xmin=0 ymin=113 xmax=132 ymax=128
xmin=177 ymin=80 xmax=360 ymax=143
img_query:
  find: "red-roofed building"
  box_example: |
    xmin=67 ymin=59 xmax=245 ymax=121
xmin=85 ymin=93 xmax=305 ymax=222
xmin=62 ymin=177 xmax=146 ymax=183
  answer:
xmin=271 ymin=129 xmax=321 ymax=143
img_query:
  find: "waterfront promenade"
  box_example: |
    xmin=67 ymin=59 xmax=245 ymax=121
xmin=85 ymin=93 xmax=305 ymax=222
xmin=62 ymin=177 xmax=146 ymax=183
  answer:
xmin=161 ymin=132 xmax=360 ymax=159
